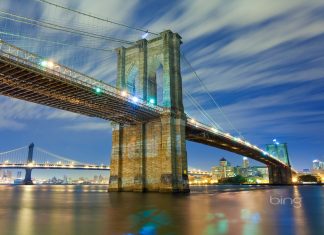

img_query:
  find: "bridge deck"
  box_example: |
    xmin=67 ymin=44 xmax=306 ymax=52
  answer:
xmin=0 ymin=163 xmax=110 ymax=170
xmin=186 ymin=121 xmax=295 ymax=172
xmin=0 ymin=40 xmax=162 ymax=125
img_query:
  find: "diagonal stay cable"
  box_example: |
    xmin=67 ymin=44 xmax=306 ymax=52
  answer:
xmin=35 ymin=147 xmax=93 ymax=165
xmin=183 ymin=88 xmax=223 ymax=130
xmin=35 ymin=0 xmax=159 ymax=36
xmin=0 ymin=146 xmax=28 ymax=155
xmin=0 ymin=31 xmax=114 ymax=52
xmin=181 ymin=52 xmax=244 ymax=139
xmin=0 ymin=10 xmax=133 ymax=45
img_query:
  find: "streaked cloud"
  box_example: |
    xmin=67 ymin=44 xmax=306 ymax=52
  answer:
xmin=64 ymin=121 xmax=111 ymax=131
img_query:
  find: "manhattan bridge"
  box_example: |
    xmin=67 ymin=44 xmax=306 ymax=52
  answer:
xmin=0 ymin=0 xmax=296 ymax=192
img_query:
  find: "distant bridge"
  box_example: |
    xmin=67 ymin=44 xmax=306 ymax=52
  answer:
xmin=0 ymin=144 xmax=212 ymax=184
xmin=0 ymin=143 xmax=109 ymax=184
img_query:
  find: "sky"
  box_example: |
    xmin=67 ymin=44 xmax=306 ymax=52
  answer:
xmin=0 ymin=0 xmax=324 ymax=176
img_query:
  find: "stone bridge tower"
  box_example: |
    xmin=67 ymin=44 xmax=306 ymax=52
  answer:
xmin=109 ymin=30 xmax=189 ymax=192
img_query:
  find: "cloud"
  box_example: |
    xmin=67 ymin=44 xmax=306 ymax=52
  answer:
xmin=64 ymin=121 xmax=111 ymax=131
xmin=0 ymin=117 xmax=24 ymax=130
xmin=0 ymin=97 xmax=81 ymax=130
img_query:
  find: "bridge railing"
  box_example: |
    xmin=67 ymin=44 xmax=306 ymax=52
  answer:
xmin=186 ymin=116 xmax=289 ymax=167
xmin=0 ymin=162 xmax=110 ymax=170
xmin=0 ymin=40 xmax=164 ymax=113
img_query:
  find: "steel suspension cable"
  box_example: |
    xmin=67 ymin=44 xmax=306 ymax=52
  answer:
xmin=154 ymin=80 xmax=223 ymax=130
xmin=35 ymin=147 xmax=90 ymax=165
xmin=181 ymin=52 xmax=244 ymax=139
xmin=35 ymin=0 xmax=159 ymax=36
xmin=183 ymin=88 xmax=223 ymax=130
xmin=0 ymin=146 xmax=28 ymax=156
xmin=0 ymin=31 xmax=114 ymax=52
xmin=0 ymin=10 xmax=133 ymax=45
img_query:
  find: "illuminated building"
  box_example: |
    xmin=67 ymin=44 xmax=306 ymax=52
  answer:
xmin=211 ymin=158 xmax=235 ymax=181
xmin=313 ymin=159 xmax=324 ymax=170
xmin=312 ymin=159 xmax=324 ymax=183
xmin=313 ymin=160 xmax=320 ymax=169
xmin=243 ymin=157 xmax=249 ymax=168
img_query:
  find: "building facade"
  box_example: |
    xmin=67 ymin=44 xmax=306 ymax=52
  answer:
xmin=211 ymin=158 xmax=235 ymax=182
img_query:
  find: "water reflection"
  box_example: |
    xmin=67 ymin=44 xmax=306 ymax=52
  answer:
xmin=0 ymin=185 xmax=322 ymax=235
xmin=16 ymin=186 xmax=35 ymax=235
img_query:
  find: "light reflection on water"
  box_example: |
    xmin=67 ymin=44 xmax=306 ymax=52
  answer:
xmin=0 ymin=185 xmax=323 ymax=235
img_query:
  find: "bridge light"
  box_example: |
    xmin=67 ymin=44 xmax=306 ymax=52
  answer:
xmin=211 ymin=128 xmax=218 ymax=133
xmin=141 ymin=30 xmax=149 ymax=39
xmin=132 ymin=96 xmax=139 ymax=103
xmin=262 ymin=151 xmax=268 ymax=156
xmin=40 ymin=60 xmax=47 ymax=67
xmin=121 ymin=90 xmax=127 ymax=97
xmin=273 ymin=138 xmax=280 ymax=145
xmin=94 ymin=87 xmax=102 ymax=94
xmin=149 ymin=98 xmax=155 ymax=104
xmin=190 ymin=119 xmax=196 ymax=124
xmin=47 ymin=61 xmax=54 ymax=69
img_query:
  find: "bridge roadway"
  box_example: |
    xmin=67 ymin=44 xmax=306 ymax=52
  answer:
xmin=0 ymin=40 xmax=296 ymax=173
xmin=0 ymin=40 xmax=162 ymax=125
xmin=0 ymin=162 xmax=209 ymax=176
xmin=186 ymin=121 xmax=296 ymax=173
xmin=0 ymin=163 xmax=110 ymax=170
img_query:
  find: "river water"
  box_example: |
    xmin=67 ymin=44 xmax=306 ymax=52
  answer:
xmin=0 ymin=185 xmax=323 ymax=235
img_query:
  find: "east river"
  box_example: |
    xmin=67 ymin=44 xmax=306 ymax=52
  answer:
xmin=0 ymin=185 xmax=323 ymax=235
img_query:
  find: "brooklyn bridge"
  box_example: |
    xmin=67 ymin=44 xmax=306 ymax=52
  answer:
xmin=0 ymin=30 xmax=297 ymax=192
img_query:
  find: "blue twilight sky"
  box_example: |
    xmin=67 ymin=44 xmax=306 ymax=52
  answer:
xmin=0 ymin=0 xmax=324 ymax=176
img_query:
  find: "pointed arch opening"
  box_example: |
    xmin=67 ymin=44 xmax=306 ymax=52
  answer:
xmin=148 ymin=62 xmax=164 ymax=106
xmin=126 ymin=65 xmax=138 ymax=95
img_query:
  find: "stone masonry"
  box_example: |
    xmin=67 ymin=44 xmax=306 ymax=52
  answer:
xmin=268 ymin=165 xmax=292 ymax=184
xmin=109 ymin=30 xmax=189 ymax=192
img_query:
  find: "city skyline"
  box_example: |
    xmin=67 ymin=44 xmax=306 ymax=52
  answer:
xmin=1 ymin=153 xmax=321 ymax=182
xmin=0 ymin=0 xmax=324 ymax=171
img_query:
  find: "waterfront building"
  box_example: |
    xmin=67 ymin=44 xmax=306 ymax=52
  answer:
xmin=313 ymin=160 xmax=320 ymax=169
xmin=211 ymin=158 xmax=235 ymax=181
xmin=313 ymin=159 xmax=324 ymax=170
xmin=243 ymin=157 xmax=249 ymax=168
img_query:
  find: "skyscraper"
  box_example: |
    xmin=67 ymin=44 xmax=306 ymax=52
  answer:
xmin=312 ymin=160 xmax=323 ymax=170
xmin=219 ymin=157 xmax=227 ymax=167
xmin=211 ymin=158 xmax=234 ymax=181
xmin=243 ymin=157 xmax=249 ymax=168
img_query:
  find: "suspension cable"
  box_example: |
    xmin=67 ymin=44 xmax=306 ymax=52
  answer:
xmin=181 ymin=52 xmax=244 ymax=138
xmin=0 ymin=10 xmax=133 ymax=45
xmin=35 ymin=147 xmax=90 ymax=165
xmin=34 ymin=0 xmax=159 ymax=36
xmin=0 ymin=31 xmax=114 ymax=52
xmin=155 ymin=80 xmax=222 ymax=130
xmin=0 ymin=146 xmax=28 ymax=155
xmin=183 ymin=88 xmax=223 ymax=130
